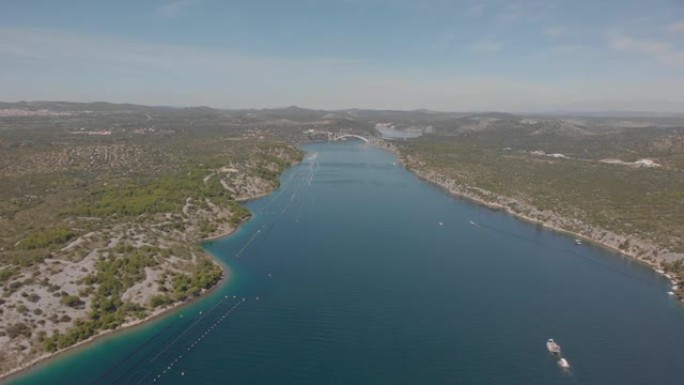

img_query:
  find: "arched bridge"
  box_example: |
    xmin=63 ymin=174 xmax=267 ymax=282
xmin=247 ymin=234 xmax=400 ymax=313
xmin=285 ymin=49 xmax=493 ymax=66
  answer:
xmin=333 ymin=134 xmax=370 ymax=143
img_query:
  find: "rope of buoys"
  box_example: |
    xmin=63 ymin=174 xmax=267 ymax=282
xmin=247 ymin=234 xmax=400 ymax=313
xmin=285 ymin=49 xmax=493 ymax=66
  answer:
xmin=146 ymin=298 xmax=230 ymax=363
xmin=235 ymin=223 xmax=269 ymax=258
xmin=132 ymin=297 xmax=238 ymax=385
xmin=90 ymin=316 xmax=182 ymax=385
xmin=142 ymin=298 xmax=248 ymax=384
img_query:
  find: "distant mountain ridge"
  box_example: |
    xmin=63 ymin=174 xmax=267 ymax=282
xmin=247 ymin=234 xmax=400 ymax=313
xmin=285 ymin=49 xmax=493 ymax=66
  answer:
xmin=2 ymin=100 xmax=683 ymax=119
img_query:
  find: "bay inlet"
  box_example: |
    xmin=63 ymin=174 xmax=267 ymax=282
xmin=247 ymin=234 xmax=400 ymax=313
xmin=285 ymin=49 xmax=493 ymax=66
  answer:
xmin=8 ymin=140 xmax=684 ymax=385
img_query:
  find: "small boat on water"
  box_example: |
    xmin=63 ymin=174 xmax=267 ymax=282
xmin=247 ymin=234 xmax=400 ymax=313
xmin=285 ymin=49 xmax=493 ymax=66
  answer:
xmin=546 ymin=338 xmax=561 ymax=355
xmin=574 ymin=239 xmax=582 ymax=245
xmin=558 ymin=358 xmax=571 ymax=369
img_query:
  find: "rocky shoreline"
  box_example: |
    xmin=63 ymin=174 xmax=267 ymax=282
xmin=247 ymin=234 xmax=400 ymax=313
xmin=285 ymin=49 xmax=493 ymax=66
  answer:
xmin=0 ymin=157 xmax=302 ymax=382
xmin=0 ymin=217 xmax=244 ymax=384
xmin=0 ymin=190 xmax=271 ymax=384
xmin=374 ymin=140 xmax=683 ymax=303
xmin=0 ymin=266 xmax=227 ymax=384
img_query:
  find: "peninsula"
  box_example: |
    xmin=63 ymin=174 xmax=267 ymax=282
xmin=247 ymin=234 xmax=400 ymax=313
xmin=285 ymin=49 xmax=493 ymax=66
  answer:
xmin=1 ymin=102 xmax=683 ymax=379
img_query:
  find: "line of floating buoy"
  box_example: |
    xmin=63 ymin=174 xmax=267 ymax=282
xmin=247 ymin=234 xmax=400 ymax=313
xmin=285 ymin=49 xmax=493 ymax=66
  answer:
xmin=147 ymin=298 xmax=248 ymax=384
xmin=90 ymin=314 xmax=187 ymax=385
xmin=235 ymin=224 xmax=267 ymax=257
xmin=145 ymin=297 xmax=231 ymax=367
xmin=279 ymin=190 xmax=300 ymax=215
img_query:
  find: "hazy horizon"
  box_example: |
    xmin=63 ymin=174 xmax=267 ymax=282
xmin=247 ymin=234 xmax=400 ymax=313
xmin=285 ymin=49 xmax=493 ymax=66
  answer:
xmin=5 ymin=99 xmax=684 ymax=117
xmin=2 ymin=0 xmax=684 ymax=112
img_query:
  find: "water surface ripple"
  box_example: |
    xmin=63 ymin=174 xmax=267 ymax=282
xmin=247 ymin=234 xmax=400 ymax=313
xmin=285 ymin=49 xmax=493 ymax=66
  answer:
xmin=9 ymin=141 xmax=684 ymax=385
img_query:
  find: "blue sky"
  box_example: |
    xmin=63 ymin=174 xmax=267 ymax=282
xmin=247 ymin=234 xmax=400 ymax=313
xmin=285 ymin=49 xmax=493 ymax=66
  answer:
xmin=1 ymin=0 xmax=683 ymax=111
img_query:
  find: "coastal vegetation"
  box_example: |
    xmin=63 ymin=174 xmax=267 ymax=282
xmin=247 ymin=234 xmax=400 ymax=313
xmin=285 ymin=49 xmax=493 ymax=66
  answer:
xmin=1 ymin=101 xmax=683 ymax=378
xmin=16 ymin=227 xmax=76 ymax=251
xmin=383 ymin=113 xmax=684 ymax=299
xmin=399 ymin=139 xmax=684 ymax=254
xmin=0 ymin=102 xmax=302 ymax=375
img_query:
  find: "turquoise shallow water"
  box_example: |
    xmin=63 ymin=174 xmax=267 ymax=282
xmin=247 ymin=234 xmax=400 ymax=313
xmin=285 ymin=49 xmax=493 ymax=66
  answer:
xmin=8 ymin=140 xmax=684 ymax=385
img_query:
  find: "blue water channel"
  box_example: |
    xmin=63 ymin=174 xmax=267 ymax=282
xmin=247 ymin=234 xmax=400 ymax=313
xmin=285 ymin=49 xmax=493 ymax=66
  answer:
xmin=9 ymin=140 xmax=684 ymax=385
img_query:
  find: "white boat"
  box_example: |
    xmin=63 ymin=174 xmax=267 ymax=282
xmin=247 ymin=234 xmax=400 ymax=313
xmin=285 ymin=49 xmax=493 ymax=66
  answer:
xmin=668 ymin=291 xmax=675 ymax=296
xmin=546 ymin=338 xmax=561 ymax=355
xmin=558 ymin=358 xmax=571 ymax=369
xmin=574 ymin=239 xmax=582 ymax=245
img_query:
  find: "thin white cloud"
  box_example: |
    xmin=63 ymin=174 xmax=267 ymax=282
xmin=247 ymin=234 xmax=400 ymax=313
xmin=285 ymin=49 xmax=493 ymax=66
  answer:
xmin=544 ymin=26 xmax=567 ymax=39
xmin=470 ymin=40 xmax=501 ymax=53
xmin=497 ymin=9 xmax=523 ymax=22
xmin=329 ymin=74 xmax=684 ymax=112
xmin=1 ymin=28 xmax=683 ymax=112
xmin=0 ymin=27 xmax=369 ymax=107
xmin=669 ymin=21 xmax=684 ymax=32
xmin=0 ymin=27 xmax=362 ymax=74
xmin=608 ymin=31 xmax=684 ymax=65
xmin=464 ymin=2 xmax=486 ymax=18
xmin=156 ymin=0 xmax=203 ymax=18
xmin=496 ymin=1 xmax=551 ymax=23
xmin=551 ymin=44 xmax=587 ymax=54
